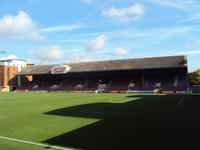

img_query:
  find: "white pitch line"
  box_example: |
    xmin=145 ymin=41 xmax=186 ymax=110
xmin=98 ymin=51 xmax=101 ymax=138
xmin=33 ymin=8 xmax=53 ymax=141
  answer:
xmin=178 ymin=97 xmax=184 ymax=107
xmin=0 ymin=135 xmax=69 ymax=150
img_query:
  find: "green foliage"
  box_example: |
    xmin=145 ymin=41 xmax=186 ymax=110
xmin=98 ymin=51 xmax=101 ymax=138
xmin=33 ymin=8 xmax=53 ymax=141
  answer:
xmin=189 ymin=69 xmax=200 ymax=85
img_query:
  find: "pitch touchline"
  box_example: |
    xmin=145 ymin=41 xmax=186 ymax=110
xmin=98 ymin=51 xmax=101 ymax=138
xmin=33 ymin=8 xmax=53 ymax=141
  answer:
xmin=0 ymin=135 xmax=69 ymax=150
xmin=177 ymin=97 xmax=184 ymax=107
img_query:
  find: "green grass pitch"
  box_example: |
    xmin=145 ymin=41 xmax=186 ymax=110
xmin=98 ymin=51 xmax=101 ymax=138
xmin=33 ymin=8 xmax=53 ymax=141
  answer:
xmin=0 ymin=92 xmax=200 ymax=150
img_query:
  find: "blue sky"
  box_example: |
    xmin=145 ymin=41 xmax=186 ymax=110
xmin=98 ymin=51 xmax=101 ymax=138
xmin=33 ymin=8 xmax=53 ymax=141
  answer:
xmin=0 ymin=0 xmax=200 ymax=71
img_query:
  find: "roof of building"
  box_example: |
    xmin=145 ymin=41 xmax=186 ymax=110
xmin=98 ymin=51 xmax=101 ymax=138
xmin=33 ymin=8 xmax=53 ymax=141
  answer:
xmin=0 ymin=59 xmax=27 ymax=62
xmin=17 ymin=55 xmax=187 ymax=75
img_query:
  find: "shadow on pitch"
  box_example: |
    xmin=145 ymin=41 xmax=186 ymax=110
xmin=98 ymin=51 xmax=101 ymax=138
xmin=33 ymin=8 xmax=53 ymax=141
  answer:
xmin=43 ymin=95 xmax=200 ymax=150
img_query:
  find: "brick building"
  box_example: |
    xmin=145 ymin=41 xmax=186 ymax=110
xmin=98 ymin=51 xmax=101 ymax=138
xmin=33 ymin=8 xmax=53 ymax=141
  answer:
xmin=0 ymin=59 xmax=27 ymax=91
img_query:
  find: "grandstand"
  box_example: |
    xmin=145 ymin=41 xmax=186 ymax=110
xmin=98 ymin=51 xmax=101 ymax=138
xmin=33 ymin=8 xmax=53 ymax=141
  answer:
xmin=17 ymin=55 xmax=188 ymax=93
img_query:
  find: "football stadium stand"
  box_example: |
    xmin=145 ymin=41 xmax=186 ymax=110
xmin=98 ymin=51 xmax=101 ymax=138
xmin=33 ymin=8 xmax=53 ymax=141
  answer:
xmin=16 ymin=55 xmax=189 ymax=93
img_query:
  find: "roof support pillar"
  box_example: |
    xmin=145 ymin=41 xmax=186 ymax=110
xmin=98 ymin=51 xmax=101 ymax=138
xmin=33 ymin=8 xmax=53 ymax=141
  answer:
xmin=142 ymin=71 xmax=144 ymax=87
xmin=17 ymin=76 xmax=21 ymax=87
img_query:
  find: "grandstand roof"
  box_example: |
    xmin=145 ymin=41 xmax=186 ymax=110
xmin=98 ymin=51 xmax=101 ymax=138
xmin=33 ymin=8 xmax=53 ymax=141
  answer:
xmin=17 ymin=55 xmax=187 ymax=75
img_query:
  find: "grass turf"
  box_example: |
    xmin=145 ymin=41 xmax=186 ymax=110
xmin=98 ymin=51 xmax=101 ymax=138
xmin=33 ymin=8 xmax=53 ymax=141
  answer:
xmin=0 ymin=92 xmax=200 ymax=150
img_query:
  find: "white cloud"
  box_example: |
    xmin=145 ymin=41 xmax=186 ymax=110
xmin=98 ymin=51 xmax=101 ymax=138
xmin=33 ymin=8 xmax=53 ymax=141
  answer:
xmin=106 ymin=26 xmax=193 ymax=43
xmin=29 ymin=46 xmax=63 ymax=62
xmin=70 ymin=53 xmax=93 ymax=63
xmin=0 ymin=54 xmax=17 ymax=60
xmin=0 ymin=11 xmax=45 ymax=40
xmin=181 ymin=12 xmax=200 ymax=23
xmin=41 ymin=24 xmax=85 ymax=33
xmin=68 ymin=53 xmax=111 ymax=63
xmin=113 ymin=47 xmax=128 ymax=55
xmin=27 ymin=58 xmax=33 ymax=64
xmin=0 ymin=11 xmax=84 ymax=41
xmin=67 ymin=35 xmax=107 ymax=63
xmin=145 ymin=0 xmax=199 ymax=10
xmin=102 ymin=4 xmax=145 ymax=23
xmin=175 ymin=50 xmax=200 ymax=55
xmin=85 ymin=35 xmax=106 ymax=51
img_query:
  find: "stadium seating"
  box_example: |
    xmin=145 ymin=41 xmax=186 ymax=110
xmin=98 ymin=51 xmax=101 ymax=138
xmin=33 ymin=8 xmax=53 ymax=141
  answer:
xmin=108 ymin=77 xmax=131 ymax=92
xmin=17 ymin=71 xmax=188 ymax=93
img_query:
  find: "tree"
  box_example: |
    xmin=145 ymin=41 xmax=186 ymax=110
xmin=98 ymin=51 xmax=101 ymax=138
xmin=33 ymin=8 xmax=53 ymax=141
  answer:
xmin=189 ymin=69 xmax=200 ymax=85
